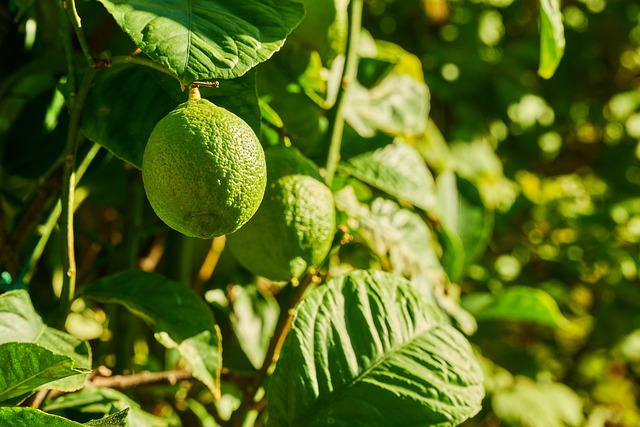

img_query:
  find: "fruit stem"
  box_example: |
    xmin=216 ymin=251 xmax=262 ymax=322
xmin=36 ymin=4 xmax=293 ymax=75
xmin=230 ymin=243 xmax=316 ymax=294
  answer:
xmin=323 ymin=0 xmax=363 ymax=186
xmin=188 ymin=81 xmax=220 ymax=101
xmin=188 ymin=85 xmax=202 ymax=101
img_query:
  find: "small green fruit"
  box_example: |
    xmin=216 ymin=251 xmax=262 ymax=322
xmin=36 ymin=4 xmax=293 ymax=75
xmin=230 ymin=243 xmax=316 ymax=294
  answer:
xmin=142 ymin=99 xmax=266 ymax=238
xmin=227 ymin=145 xmax=336 ymax=281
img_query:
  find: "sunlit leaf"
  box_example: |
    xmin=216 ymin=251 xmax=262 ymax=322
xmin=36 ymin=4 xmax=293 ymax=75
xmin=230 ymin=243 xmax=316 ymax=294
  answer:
xmin=268 ymin=269 xmax=484 ymax=426
xmin=96 ymin=0 xmax=304 ymax=83
xmin=493 ymin=378 xmax=583 ymax=427
xmin=0 ymin=290 xmax=91 ymax=392
xmin=335 ymin=187 xmax=444 ymax=286
xmin=0 ymin=343 xmax=86 ymax=402
xmin=0 ymin=407 xmax=84 ymax=426
xmin=345 ymin=36 xmax=429 ymax=137
xmin=465 ymin=286 xmax=571 ymax=329
xmin=81 ymin=270 xmax=222 ymax=398
xmin=344 ymin=75 xmax=429 ymax=138
xmin=340 ymin=139 xmax=437 ymax=212
xmin=537 ymin=0 xmax=565 ymax=79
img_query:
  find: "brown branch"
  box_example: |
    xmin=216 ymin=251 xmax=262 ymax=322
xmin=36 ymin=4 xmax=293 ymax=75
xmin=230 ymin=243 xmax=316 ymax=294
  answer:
xmin=29 ymin=389 xmax=50 ymax=409
xmin=87 ymin=369 xmax=194 ymax=390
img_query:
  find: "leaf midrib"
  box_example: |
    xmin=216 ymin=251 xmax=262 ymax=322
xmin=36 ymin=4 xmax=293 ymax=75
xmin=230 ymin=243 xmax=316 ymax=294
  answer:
xmin=0 ymin=352 xmax=75 ymax=401
xmin=304 ymin=315 xmax=441 ymax=425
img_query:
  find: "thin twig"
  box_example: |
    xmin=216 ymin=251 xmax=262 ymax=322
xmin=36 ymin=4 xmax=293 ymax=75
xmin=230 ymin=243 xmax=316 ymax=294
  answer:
xmin=323 ymin=0 xmax=363 ymax=186
xmin=61 ymin=0 xmax=95 ymax=67
xmin=58 ymin=69 xmax=98 ymax=321
xmin=88 ymin=369 xmax=194 ymax=390
xmin=20 ymin=144 xmax=100 ymax=285
xmin=29 ymin=389 xmax=49 ymax=409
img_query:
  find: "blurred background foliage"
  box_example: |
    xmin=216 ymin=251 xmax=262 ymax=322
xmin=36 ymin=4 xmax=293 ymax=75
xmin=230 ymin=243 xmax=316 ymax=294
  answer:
xmin=2 ymin=0 xmax=640 ymax=425
xmin=356 ymin=0 xmax=640 ymax=425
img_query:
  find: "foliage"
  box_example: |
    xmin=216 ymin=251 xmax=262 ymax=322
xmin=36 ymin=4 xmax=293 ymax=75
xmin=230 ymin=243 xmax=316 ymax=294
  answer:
xmin=1 ymin=0 xmax=638 ymax=426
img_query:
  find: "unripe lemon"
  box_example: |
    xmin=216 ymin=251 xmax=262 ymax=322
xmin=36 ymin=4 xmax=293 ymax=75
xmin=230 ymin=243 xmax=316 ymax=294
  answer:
xmin=142 ymin=99 xmax=266 ymax=238
xmin=227 ymin=145 xmax=336 ymax=281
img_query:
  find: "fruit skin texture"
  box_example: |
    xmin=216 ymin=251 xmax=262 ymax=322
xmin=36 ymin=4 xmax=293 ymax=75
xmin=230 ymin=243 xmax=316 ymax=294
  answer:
xmin=142 ymin=99 xmax=266 ymax=239
xmin=227 ymin=145 xmax=336 ymax=281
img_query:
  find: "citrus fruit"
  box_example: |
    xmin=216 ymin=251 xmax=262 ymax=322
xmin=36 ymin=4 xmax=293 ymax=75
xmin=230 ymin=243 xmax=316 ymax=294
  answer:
xmin=142 ymin=99 xmax=266 ymax=239
xmin=227 ymin=145 xmax=336 ymax=281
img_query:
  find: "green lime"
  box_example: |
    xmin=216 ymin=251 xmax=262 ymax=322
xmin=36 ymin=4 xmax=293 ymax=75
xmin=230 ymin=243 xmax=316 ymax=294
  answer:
xmin=227 ymin=145 xmax=336 ymax=281
xmin=142 ymin=99 xmax=266 ymax=239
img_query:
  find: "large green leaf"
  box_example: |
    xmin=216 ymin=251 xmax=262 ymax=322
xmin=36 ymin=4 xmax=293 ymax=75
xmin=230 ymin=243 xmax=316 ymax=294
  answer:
xmin=44 ymin=388 xmax=176 ymax=427
xmin=0 ymin=343 xmax=86 ymax=402
xmin=268 ymin=270 xmax=484 ymax=427
xmin=96 ymin=0 xmax=304 ymax=83
xmin=80 ymin=65 xmax=259 ymax=169
xmin=0 ymin=407 xmax=84 ymax=426
xmin=339 ymin=139 xmax=437 ymax=213
xmin=335 ymin=187 xmax=444 ymax=287
xmin=537 ymin=0 xmax=565 ymax=79
xmin=464 ymin=286 xmax=572 ymax=329
xmin=80 ymin=270 xmax=222 ymax=398
xmin=0 ymin=290 xmax=91 ymax=392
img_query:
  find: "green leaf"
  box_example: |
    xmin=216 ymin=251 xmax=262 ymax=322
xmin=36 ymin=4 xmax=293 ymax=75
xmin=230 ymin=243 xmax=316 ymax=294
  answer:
xmin=96 ymin=0 xmax=304 ymax=83
xmin=465 ymin=286 xmax=572 ymax=329
xmin=538 ymin=0 xmax=565 ymax=79
xmin=0 ymin=407 xmax=85 ymax=426
xmin=257 ymin=53 xmax=328 ymax=162
xmin=0 ymin=290 xmax=91 ymax=392
xmin=81 ymin=270 xmax=222 ymax=398
xmin=437 ymin=172 xmax=494 ymax=281
xmin=344 ymin=75 xmax=429 ymax=138
xmin=80 ymin=65 xmax=259 ymax=169
xmin=335 ymin=188 xmax=445 ymax=287
xmin=44 ymin=388 xmax=176 ymax=427
xmin=492 ymin=378 xmax=584 ymax=427
xmin=0 ymin=343 xmax=86 ymax=402
xmin=84 ymin=409 xmax=130 ymax=427
xmin=268 ymin=269 xmax=484 ymax=427
xmin=286 ymin=0 xmax=347 ymax=57
xmin=449 ymin=139 xmax=519 ymax=210
xmin=345 ymin=37 xmax=429 ymax=138
xmin=339 ymin=139 xmax=437 ymax=212
xmin=228 ymin=284 xmax=279 ymax=370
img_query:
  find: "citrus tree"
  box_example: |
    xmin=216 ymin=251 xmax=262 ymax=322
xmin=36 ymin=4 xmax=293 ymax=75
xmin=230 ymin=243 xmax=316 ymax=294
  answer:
xmin=4 ymin=0 xmax=629 ymax=426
